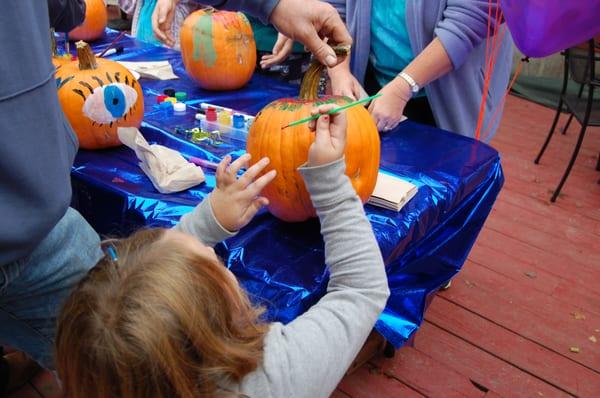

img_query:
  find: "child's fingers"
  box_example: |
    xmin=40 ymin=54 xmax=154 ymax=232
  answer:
xmin=242 ymin=197 xmax=270 ymax=224
xmin=246 ymin=170 xmax=277 ymax=197
xmin=238 ymin=157 xmax=270 ymax=187
xmin=314 ymin=113 xmax=332 ymax=149
xmin=228 ymin=153 xmax=251 ymax=176
xmin=216 ymin=155 xmax=232 ymax=186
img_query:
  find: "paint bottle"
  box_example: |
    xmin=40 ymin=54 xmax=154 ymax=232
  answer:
xmin=233 ymin=114 xmax=245 ymax=129
xmin=217 ymin=110 xmax=232 ymax=126
xmin=206 ymin=107 xmax=217 ymax=122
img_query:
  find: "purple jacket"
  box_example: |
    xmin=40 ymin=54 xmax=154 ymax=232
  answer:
xmin=339 ymin=0 xmax=513 ymax=140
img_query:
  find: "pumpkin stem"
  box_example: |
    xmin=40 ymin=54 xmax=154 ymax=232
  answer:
xmin=76 ymin=41 xmax=98 ymax=70
xmin=299 ymin=44 xmax=351 ymax=100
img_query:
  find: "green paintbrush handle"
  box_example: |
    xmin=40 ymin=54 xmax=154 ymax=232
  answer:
xmin=284 ymin=93 xmax=382 ymax=128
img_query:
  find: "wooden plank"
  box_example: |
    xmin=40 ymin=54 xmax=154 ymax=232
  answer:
xmin=502 ymin=178 xmax=600 ymax=222
xmin=414 ymin=322 xmax=571 ymax=398
xmin=346 ymin=331 xmax=386 ymax=375
xmin=7 ymin=384 xmax=42 ymax=398
xmin=469 ymin=243 xmax=600 ymax=317
xmin=475 ymin=228 xmax=600 ymax=290
xmin=489 ymin=198 xmax=600 ymax=250
xmin=338 ymin=365 xmax=424 ymax=398
xmin=371 ymin=346 xmax=487 ymax=397
xmin=499 ymin=154 xmax=600 ymax=206
xmin=483 ymin=210 xmax=600 ymax=269
xmin=493 ymin=131 xmax=600 ymax=163
xmin=493 ymin=124 xmax=600 ymax=163
xmin=496 ymin=189 xmax=600 ymax=237
xmin=426 ymin=297 xmax=600 ymax=397
xmin=331 ymin=389 xmax=352 ymax=398
xmin=439 ymin=262 xmax=600 ymax=370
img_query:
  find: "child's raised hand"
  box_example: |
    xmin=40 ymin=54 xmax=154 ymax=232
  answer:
xmin=306 ymin=105 xmax=348 ymax=167
xmin=210 ymin=154 xmax=276 ymax=232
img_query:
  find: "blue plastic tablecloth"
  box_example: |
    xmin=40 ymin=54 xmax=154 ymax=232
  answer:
xmin=70 ymin=30 xmax=503 ymax=348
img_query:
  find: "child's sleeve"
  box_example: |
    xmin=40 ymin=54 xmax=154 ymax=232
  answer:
xmin=241 ymin=158 xmax=390 ymax=398
xmin=174 ymin=196 xmax=236 ymax=247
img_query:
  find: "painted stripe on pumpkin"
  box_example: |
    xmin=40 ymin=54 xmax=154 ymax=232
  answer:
xmin=192 ymin=13 xmax=216 ymax=67
xmin=79 ymin=81 xmax=95 ymax=94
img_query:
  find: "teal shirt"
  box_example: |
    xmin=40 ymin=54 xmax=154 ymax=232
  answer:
xmin=370 ymin=0 xmax=420 ymax=93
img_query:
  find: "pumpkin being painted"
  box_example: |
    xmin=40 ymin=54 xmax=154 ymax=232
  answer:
xmin=246 ymin=50 xmax=380 ymax=222
xmin=70 ymin=0 xmax=108 ymax=41
xmin=180 ymin=8 xmax=256 ymax=90
xmin=55 ymin=41 xmax=144 ymax=149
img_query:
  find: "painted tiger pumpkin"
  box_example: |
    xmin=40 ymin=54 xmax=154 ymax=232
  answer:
xmin=55 ymin=41 xmax=144 ymax=149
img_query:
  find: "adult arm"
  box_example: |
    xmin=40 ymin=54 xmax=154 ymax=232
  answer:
xmin=369 ymin=0 xmax=501 ymax=131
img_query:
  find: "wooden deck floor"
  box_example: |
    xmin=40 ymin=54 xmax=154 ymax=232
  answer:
xmin=336 ymin=95 xmax=600 ymax=398
xmin=8 ymin=95 xmax=600 ymax=397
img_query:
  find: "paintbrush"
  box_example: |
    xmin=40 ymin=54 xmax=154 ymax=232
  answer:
xmin=97 ymin=31 xmax=127 ymax=58
xmin=282 ymin=93 xmax=382 ymax=129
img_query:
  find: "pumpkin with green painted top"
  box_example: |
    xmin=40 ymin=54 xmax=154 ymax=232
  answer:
xmin=246 ymin=52 xmax=380 ymax=222
xmin=180 ymin=8 xmax=256 ymax=90
xmin=55 ymin=41 xmax=144 ymax=149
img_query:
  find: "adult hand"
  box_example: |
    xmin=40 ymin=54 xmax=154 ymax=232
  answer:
xmin=270 ymin=0 xmax=352 ymax=68
xmin=260 ymin=33 xmax=294 ymax=69
xmin=210 ymin=154 xmax=277 ymax=232
xmin=152 ymin=0 xmax=177 ymax=47
xmin=306 ymin=105 xmax=348 ymax=167
xmin=368 ymin=78 xmax=412 ymax=132
xmin=328 ymin=66 xmax=367 ymax=101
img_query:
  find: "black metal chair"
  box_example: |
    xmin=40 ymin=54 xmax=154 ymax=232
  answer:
xmin=534 ymin=38 xmax=600 ymax=202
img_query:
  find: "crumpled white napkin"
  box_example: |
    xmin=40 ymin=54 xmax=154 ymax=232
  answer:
xmin=118 ymin=127 xmax=204 ymax=194
xmin=117 ymin=61 xmax=178 ymax=80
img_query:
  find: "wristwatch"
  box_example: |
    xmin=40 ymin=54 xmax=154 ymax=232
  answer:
xmin=398 ymin=72 xmax=420 ymax=94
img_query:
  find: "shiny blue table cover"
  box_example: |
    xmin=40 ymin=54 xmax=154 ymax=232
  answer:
xmin=70 ymin=30 xmax=503 ymax=348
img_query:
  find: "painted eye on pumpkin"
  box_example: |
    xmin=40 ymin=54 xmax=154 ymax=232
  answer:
xmin=81 ymin=83 xmax=138 ymax=124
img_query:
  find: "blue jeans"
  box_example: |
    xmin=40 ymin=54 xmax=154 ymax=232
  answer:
xmin=0 ymin=208 xmax=102 ymax=369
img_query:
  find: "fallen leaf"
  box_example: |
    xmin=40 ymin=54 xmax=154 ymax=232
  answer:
xmin=537 ymin=393 xmax=544 ymax=397
xmin=589 ymin=336 xmax=597 ymax=343
xmin=464 ymin=280 xmax=475 ymax=288
xmin=595 ymin=329 xmax=600 ymax=333
xmin=571 ymin=310 xmax=586 ymax=320
xmin=524 ymin=271 xmax=537 ymax=279
xmin=569 ymin=347 xmax=580 ymax=353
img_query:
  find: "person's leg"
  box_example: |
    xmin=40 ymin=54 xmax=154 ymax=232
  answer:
xmin=0 ymin=208 xmax=102 ymax=369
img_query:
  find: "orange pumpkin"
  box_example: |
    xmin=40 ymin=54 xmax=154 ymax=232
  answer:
xmin=55 ymin=41 xmax=144 ymax=149
xmin=180 ymin=8 xmax=256 ymax=90
xmin=69 ymin=0 xmax=108 ymax=41
xmin=246 ymin=54 xmax=380 ymax=222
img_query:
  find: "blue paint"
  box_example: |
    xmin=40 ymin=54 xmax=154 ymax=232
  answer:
xmin=103 ymin=85 xmax=126 ymax=118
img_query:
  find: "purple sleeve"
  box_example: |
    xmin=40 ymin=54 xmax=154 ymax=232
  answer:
xmin=434 ymin=0 xmax=501 ymax=69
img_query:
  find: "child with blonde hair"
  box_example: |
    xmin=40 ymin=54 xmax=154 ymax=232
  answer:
xmin=55 ymin=105 xmax=390 ymax=398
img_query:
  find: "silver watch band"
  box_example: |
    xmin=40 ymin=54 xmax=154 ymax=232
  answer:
xmin=398 ymin=72 xmax=420 ymax=94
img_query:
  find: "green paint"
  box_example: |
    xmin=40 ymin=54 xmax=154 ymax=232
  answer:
xmin=193 ymin=14 xmax=217 ymax=67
